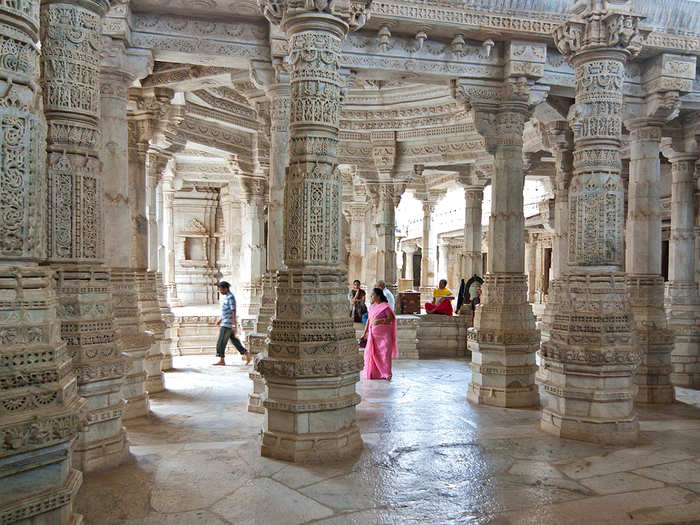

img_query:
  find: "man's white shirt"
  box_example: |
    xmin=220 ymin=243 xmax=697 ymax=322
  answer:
xmin=383 ymin=288 xmax=395 ymax=310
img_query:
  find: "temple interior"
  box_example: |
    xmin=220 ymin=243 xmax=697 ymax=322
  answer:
xmin=2 ymin=0 xmax=700 ymax=523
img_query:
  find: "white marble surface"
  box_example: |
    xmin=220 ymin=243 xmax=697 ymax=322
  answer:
xmin=76 ymin=356 xmax=700 ymax=525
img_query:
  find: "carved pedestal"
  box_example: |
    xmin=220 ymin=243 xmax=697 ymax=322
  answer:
xmin=540 ymin=272 xmax=639 ymax=444
xmin=467 ymin=274 xmax=539 ymax=407
xmin=0 ymin=268 xmax=86 ymax=525
xmin=111 ymin=270 xmax=152 ymax=421
xmin=139 ymin=270 xmax=167 ymax=394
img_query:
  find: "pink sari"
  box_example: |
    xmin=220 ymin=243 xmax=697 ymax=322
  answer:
xmin=362 ymin=302 xmax=398 ymax=380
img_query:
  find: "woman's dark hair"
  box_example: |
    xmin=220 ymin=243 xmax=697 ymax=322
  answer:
xmin=353 ymin=279 xmax=361 ymax=286
xmin=372 ymin=287 xmax=388 ymax=303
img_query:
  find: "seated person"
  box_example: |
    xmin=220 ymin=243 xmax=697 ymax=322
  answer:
xmin=425 ymin=279 xmax=455 ymax=315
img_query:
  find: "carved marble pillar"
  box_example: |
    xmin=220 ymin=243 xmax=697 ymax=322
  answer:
xmin=41 ymin=0 xmax=132 ymax=470
xmin=625 ymin=120 xmax=674 ymax=403
xmin=257 ymin=1 xmax=370 ymax=462
xmin=419 ymin=197 xmax=436 ymax=298
xmin=346 ymin=205 xmax=366 ymax=284
xmin=664 ymin=154 xmax=700 ymax=389
xmin=246 ymin=74 xmax=288 ymax=412
xmin=100 ymin=41 xmax=156 ymax=419
xmin=161 ymin=170 xmax=179 ymax=306
xmin=540 ymin=4 xmax=647 ymax=444
xmin=437 ymin=241 xmax=449 ymax=282
xmin=404 ymin=244 xmax=418 ymax=285
xmin=462 ymin=185 xmax=484 ymax=279
xmin=525 ymin=233 xmax=537 ymax=304
xmin=0 ymin=2 xmax=85 ymax=522
xmin=466 ymin=97 xmax=539 ymax=408
xmin=540 ymin=123 xmax=573 ymax=346
xmin=238 ymin=176 xmax=267 ymax=338
xmin=374 ymin=183 xmax=398 ymax=291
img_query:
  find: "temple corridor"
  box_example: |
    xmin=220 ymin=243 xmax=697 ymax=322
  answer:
xmin=75 ymin=357 xmax=700 ymax=525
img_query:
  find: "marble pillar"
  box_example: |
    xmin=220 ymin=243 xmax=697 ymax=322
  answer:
xmin=0 ymin=1 xmax=85 ymax=522
xmin=466 ymin=93 xmax=539 ymax=408
xmin=101 ymin=42 xmax=154 ymax=420
xmin=347 ymin=206 xmax=366 ymax=285
xmin=257 ymin=1 xmax=370 ymax=462
xmin=247 ymin=69 xmax=290 ymax=413
xmin=462 ymin=186 xmax=484 ymax=279
xmin=375 ymin=183 xmax=397 ymax=290
xmin=404 ymin=244 xmax=418 ymax=286
xmin=238 ymin=176 xmax=267 ymax=338
xmin=161 ymin=169 xmax=179 ymax=305
xmin=438 ymin=241 xmax=449 ymax=282
xmin=419 ymin=197 xmax=436 ymax=300
xmin=540 ymin=3 xmax=646 ymax=445
xmin=540 ymin=123 xmax=573 ymax=345
xmin=626 ymin=120 xmax=674 ymax=403
xmin=41 ymin=0 xmax=131 ymax=470
xmin=664 ymin=154 xmax=700 ymax=389
xmin=525 ymin=234 xmax=537 ymax=304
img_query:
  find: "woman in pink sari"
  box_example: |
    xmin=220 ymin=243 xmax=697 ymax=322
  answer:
xmin=361 ymin=288 xmax=398 ymax=380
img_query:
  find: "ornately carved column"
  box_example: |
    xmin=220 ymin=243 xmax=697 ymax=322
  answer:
xmin=462 ymin=185 xmax=484 ymax=279
xmin=41 ymin=0 xmax=131 ymax=470
xmin=540 ymin=2 xmax=647 ymax=444
xmin=247 ymin=60 xmax=291 ymax=414
xmin=465 ymin=89 xmax=540 ymax=408
xmin=238 ymin=176 xmax=267 ymax=339
xmin=374 ymin=183 xmax=398 ymax=292
xmin=257 ymin=0 xmax=370 ymax=462
xmin=0 ymin=1 xmax=85 ymax=522
xmin=626 ymin=120 xmax=674 ymax=402
xmin=100 ymin=40 xmax=156 ymax=420
xmin=418 ymin=194 xmax=438 ymax=301
xmin=664 ymin=152 xmax=700 ymax=389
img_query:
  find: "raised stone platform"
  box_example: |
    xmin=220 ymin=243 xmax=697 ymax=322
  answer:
xmin=416 ymin=314 xmax=468 ymax=359
xmin=171 ymin=305 xmax=219 ymax=356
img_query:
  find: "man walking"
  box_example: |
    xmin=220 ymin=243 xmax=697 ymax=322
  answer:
xmin=213 ymin=281 xmax=252 ymax=366
xmin=376 ymin=280 xmax=395 ymax=310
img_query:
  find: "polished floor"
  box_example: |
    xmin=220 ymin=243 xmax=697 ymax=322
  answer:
xmin=75 ymin=356 xmax=700 ymax=525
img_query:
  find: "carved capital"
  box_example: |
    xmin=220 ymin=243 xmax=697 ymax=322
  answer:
xmin=259 ymin=0 xmax=372 ymax=31
xmin=553 ymin=4 xmax=649 ymax=63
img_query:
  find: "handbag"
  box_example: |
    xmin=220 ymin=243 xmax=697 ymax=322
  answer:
xmin=358 ymin=337 xmax=367 ymax=348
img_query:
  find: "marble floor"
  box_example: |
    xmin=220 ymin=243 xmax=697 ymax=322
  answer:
xmin=75 ymin=356 xmax=700 ymax=525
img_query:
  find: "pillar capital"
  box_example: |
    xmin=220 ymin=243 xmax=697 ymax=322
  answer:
xmin=552 ymin=2 xmax=649 ymax=63
xmin=259 ymin=0 xmax=371 ymax=32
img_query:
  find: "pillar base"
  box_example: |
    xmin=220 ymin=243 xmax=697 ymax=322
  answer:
xmin=247 ymin=370 xmax=266 ymax=414
xmin=629 ymin=275 xmax=675 ymax=403
xmin=72 ymin=428 xmax=128 ymax=473
xmin=261 ymin=424 xmax=363 ymax=463
xmin=467 ymin=382 xmax=539 ymax=408
xmin=539 ymin=271 xmax=639 ymax=446
xmin=665 ymin=281 xmax=700 ymax=390
xmin=467 ymin=273 xmax=540 ymax=408
xmin=541 ymin=409 xmax=639 ymax=446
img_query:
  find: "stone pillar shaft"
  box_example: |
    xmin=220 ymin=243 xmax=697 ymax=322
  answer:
xmin=41 ymin=0 xmax=130 ymax=470
xmin=467 ymin=111 xmax=539 ymax=408
xmin=258 ymin=8 xmax=366 ymax=462
xmin=375 ymin=184 xmax=397 ymax=288
xmin=665 ymin=155 xmax=700 ymax=389
xmin=541 ymin=4 xmax=647 ymax=444
xmin=420 ymin=200 xmax=434 ymax=287
xmin=0 ymin=2 xmax=85 ymax=522
xmin=239 ymin=181 xmax=267 ymax=337
xmin=626 ymin=122 xmax=674 ymax=403
xmin=463 ymin=186 xmax=483 ymax=278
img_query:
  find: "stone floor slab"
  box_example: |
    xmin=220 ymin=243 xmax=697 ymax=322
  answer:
xmin=210 ymin=478 xmax=334 ymax=524
xmin=633 ymin=460 xmax=700 ymax=484
xmin=578 ymin=472 xmax=665 ymax=495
